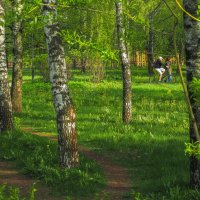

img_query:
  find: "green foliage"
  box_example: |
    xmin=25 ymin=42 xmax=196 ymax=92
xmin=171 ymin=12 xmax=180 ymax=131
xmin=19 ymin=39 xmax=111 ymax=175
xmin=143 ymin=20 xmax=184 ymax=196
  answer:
xmin=33 ymin=54 xmax=49 ymax=82
xmin=5 ymin=0 xmax=184 ymax=76
xmin=89 ymin=54 xmax=106 ymax=83
xmin=185 ymin=142 xmax=200 ymax=159
xmin=29 ymin=184 xmax=37 ymax=200
xmin=0 ymin=184 xmax=36 ymax=200
xmin=61 ymin=30 xmax=118 ymax=61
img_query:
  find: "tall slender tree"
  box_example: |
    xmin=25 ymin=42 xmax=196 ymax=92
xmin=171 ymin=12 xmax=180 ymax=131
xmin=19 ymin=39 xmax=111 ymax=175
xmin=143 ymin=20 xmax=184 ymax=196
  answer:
xmin=183 ymin=0 xmax=200 ymax=188
xmin=115 ymin=1 xmax=132 ymax=123
xmin=147 ymin=2 xmax=162 ymax=75
xmin=147 ymin=12 xmax=154 ymax=75
xmin=11 ymin=0 xmax=23 ymax=113
xmin=0 ymin=2 xmax=13 ymax=132
xmin=42 ymin=0 xmax=79 ymax=168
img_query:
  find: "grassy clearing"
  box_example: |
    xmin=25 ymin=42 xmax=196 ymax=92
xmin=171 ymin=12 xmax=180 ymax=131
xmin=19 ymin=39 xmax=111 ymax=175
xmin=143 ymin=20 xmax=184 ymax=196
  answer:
xmin=3 ymin=67 xmax=200 ymax=199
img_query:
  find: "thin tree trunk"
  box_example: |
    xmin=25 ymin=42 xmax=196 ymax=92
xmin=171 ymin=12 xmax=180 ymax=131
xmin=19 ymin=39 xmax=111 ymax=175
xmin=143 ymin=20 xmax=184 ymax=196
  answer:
xmin=183 ymin=0 xmax=200 ymax=188
xmin=31 ymin=33 xmax=35 ymax=82
xmin=115 ymin=1 xmax=132 ymax=123
xmin=81 ymin=58 xmax=87 ymax=73
xmin=80 ymin=10 xmax=87 ymax=73
xmin=42 ymin=0 xmax=79 ymax=168
xmin=147 ymin=14 xmax=154 ymax=75
xmin=11 ymin=0 xmax=23 ymax=113
xmin=177 ymin=41 xmax=184 ymax=73
xmin=146 ymin=3 xmax=162 ymax=75
xmin=0 ymin=3 xmax=13 ymax=132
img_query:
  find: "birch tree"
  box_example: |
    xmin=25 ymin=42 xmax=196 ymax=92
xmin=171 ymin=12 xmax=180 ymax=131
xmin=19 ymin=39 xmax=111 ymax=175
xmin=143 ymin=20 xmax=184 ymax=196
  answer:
xmin=11 ymin=0 xmax=23 ymax=113
xmin=115 ymin=1 xmax=132 ymax=123
xmin=147 ymin=12 xmax=154 ymax=75
xmin=147 ymin=2 xmax=162 ymax=75
xmin=183 ymin=0 xmax=200 ymax=188
xmin=42 ymin=0 xmax=79 ymax=168
xmin=0 ymin=2 xmax=13 ymax=132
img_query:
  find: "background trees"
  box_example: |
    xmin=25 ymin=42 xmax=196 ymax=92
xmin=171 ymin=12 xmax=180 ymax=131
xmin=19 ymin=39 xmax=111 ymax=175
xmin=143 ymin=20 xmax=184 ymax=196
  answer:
xmin=3 ymin=0 xmax=184 ymax=76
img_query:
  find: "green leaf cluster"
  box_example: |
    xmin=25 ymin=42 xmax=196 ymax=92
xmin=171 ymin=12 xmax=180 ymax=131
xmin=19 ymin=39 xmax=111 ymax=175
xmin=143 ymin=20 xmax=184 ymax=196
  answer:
xmin=185 ymin=141 xmax=200 ymax=159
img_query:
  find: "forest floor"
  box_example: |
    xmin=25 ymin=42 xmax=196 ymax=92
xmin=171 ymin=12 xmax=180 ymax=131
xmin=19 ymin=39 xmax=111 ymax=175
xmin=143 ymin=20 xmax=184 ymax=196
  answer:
xmin=3 ymin=68 xmax=197 ymax=199
xmin=0 ymin=126 xmax=132 ymax=200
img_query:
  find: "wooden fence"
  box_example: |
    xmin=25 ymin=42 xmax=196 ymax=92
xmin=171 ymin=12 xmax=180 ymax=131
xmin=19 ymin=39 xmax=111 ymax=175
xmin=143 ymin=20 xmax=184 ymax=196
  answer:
xmin=131 ymin=51 xmax=147 ymax=67
xmin=131 ymin=51 xmax=180 ymax=67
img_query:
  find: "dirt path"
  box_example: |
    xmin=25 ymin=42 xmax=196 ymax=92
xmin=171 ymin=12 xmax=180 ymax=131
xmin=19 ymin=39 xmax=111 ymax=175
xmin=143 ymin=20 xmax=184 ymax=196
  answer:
xmin=0 ymin=161 xmax=64 ymax=200
xmin=0 ymin=128 xmax=132 ymax=199
xmin=79 ymin=146 xmax=132 ymax=199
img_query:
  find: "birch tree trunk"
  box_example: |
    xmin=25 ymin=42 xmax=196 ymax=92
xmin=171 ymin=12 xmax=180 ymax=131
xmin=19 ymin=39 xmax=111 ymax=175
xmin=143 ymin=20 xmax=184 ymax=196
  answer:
xmin=80 ymin=11 xmax=87 ymax=73
xmin=42 ymin=0 xmax=79 ymax=168
xmin=115 ymin=1 xmax=132 ymax=123
xmin=147 ymin=14 xmax=154 ymax=75
xmin=183 ymin=0 xmax=200 ymax=188
xmin=11 ymin=0 xmax=23 ymax=113
xmin=147 ymin=3 xmax=161 ymax=75
xmin=0 ymin=3 xmax=13 ymax=132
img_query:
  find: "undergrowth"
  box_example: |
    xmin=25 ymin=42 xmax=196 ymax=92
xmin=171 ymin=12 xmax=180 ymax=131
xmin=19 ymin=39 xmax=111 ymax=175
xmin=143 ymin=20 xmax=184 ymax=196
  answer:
xmin=0 ymin=183 xmax=36 ymax=200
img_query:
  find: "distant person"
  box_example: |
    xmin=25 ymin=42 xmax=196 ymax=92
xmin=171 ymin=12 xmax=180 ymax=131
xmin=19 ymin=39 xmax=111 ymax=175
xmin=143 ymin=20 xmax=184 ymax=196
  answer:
xmin=153 ymin=56 xmax=165 ymax=82
xmin=164 ymin=57 xmax=172 ymax=83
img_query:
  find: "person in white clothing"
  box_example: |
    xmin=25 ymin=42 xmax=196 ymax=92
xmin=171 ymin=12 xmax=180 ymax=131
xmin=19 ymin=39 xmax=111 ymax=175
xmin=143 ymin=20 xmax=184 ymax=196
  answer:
xmin=153 ymin=56 xmax=165 ymax=82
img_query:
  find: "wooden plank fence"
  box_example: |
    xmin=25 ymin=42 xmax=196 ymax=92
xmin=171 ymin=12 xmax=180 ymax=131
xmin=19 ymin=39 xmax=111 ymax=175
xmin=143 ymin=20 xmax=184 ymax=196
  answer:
xmin=131 ymin=51 xmax=147 ymax=67
xmin=131 ymin=51 xmax=180 ymax=67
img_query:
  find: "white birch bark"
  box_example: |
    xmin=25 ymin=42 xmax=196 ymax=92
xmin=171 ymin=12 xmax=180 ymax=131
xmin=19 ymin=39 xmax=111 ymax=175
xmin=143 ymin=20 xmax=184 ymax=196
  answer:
xmin=115 ymin=1 xmax=132 ymax=123
xmin=11 ymin=0 xmax=23 ymax=113
xmin=0 ymin=2 xmax=13 ymax=132
xmin=42 ymin=0 xmax=79 ymax=168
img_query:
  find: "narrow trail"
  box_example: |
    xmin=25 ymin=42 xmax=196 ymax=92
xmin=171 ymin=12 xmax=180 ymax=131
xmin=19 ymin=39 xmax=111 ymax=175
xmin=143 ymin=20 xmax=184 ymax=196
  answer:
xmin=0 ymin=161 xmax=63 ymax=200
xmin=79 ymin=146 xmax=132 ymax=199
xmin=0 ymin=127 xmax=132 ymax=199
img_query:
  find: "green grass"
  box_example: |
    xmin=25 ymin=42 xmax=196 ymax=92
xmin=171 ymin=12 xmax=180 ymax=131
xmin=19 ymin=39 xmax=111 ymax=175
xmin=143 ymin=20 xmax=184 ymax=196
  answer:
xmin=2 ymin=67 xmax=200 ymax=199
xmin=0 ymin=183 xmax=36 ymax=200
